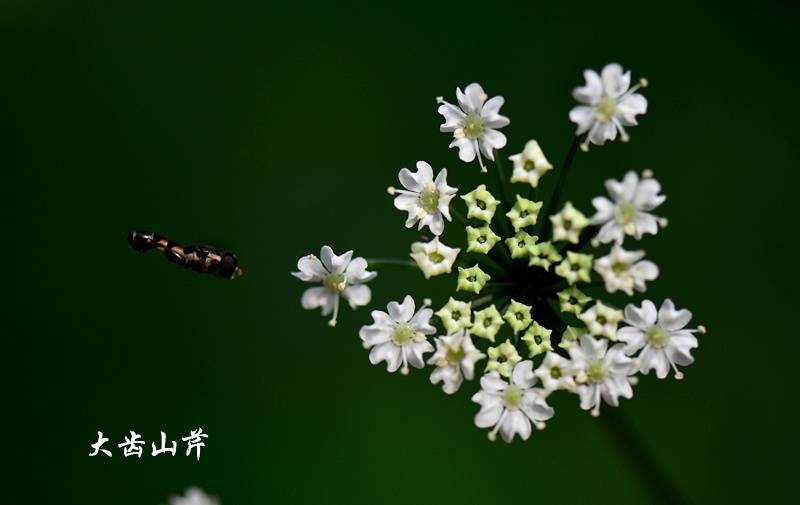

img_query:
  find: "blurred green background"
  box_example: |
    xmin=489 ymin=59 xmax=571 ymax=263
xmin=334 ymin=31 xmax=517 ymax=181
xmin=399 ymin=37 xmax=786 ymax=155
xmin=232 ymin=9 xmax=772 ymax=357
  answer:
xmin=2 ymin=1 xmax=797 ymax=503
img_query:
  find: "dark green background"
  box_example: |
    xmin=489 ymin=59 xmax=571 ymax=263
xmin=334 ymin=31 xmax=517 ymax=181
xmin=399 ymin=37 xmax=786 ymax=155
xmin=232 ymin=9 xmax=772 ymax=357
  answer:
xmin=3 ymin=1 xmax=797 ymax=503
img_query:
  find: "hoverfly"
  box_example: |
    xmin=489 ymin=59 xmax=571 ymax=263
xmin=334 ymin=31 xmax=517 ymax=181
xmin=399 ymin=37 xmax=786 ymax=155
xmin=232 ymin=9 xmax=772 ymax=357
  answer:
xmin=127 ymin=230 xmax=243 ymax=279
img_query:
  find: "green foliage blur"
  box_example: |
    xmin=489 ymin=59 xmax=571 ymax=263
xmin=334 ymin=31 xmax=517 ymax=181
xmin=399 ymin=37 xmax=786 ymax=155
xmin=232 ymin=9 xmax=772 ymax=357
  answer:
xmin=2 ymin=1 xmax=797 ymax=503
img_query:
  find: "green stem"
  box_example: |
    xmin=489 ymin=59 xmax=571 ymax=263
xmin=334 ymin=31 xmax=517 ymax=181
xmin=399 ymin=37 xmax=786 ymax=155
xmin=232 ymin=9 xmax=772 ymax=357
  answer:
xmin=539 ymin=135 xmax=582 ymax=238
xmin=492 ymin=150 xmax=514 ymax=238
xmin=366 ymin=258 xmax=416 ymax=268
xmin=470 ymin=253 xmax=507 ymax=278
xmin=600 ymin=409 xmax=687 ymax=505
xmin=470 ymin=293 xmax=495 ymax=309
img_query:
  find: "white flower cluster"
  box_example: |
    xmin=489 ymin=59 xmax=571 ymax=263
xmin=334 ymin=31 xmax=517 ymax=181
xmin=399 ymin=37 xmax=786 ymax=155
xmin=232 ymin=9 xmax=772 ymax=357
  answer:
xmin=293 ymin=63 xmax=705 ymax=442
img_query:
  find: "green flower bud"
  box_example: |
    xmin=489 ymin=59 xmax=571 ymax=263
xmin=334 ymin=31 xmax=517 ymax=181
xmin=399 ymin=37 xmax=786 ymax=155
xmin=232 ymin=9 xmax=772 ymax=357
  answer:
xmin=466 ymin=225 xmax=501 ymax=254
xmin=457 ymin=265 xmax=491 ymax=294
xmin=436 ymin=298 xmax=472 ymax=335
xmin=471 ymin=305 xmax=504 ymax=342
xmin=521 ymin=321 xmax=553 ymax=357
xmin=559 ymin=326 xmax=586 ymax=351
xmin=557 ymin=286 xmax=592 ymax=315
xmin=461 ymin=184 xmax=499 ymax=223
xmin=505 ymin=230 xmax=538 ymax=259
xmin=528 ymin=241 xmax=562 ymax=270
xmin=555 ymin=251 xmax=593 ymax=284
xmin=485 ymin=339 xmax=522 ymax=377
xmin=502 ymin=299 xmax=533 ymax=335
xmin=505 ymin=195 xmax=543 ymax=231
xmin=550 ymin=202 xmax=590 ymax=244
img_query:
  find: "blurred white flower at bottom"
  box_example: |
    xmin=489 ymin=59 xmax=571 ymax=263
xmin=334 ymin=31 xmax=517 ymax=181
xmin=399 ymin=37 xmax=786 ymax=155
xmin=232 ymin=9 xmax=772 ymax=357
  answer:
xmin=168 ymin=487 xmax=219 ymax=505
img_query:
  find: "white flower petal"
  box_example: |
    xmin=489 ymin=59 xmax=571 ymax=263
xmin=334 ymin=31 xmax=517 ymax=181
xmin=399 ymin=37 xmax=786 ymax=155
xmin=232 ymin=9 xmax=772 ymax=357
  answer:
xmin=600 ymin=63 xmax=631 ymax=98
xmin=616 ymin=94 xmax=648 ymax=125
xmin=569 ymin=105 xmax=595 ymax=134
xmin=449 ymin=137 xmax=477 ymax=163
xmin=624 ymin=300 xmax=658 ymax=328
xmin=320 ymin=246 xmax=352 ymax=274
xmin=369 ymin=342 xmax=402 ymax=372
xmin=474 ymin=402 xmax=503 ymax=428
xmin=437 ymin=102 xmax=466 ymax=132
xmin=398 ymin=168 xmax=423 ymax=192
xmin=573 ymin=69 xmax=603 ymax=104
xmin=300 ymin=287 xmax=335 ymax=315
xmin=480 ymin=372 xmax=508 ymax=393
xmin=344 ymin=257 xmax=377 ymax=284
xmin=522 ymin=390 xmax=555 ymax=421
xmin=342 ymin=284 xmax=371 ymax=309
xmin=617 ymin=327 xmax=646 ymax=354
xmin=292 ymin=254 xmax=327 ymax=282
xmin=658 ymin=299 xmax=693 ymax=331
xmin=511 ymin=360 xmax=536 ymax=389
xmin=461 ymin=83 xmax=486 ymax=113
xmin=501 ymin=410 xmax=531 ymax=442
xmin=388 ymin=296 xmax=416 ymax=323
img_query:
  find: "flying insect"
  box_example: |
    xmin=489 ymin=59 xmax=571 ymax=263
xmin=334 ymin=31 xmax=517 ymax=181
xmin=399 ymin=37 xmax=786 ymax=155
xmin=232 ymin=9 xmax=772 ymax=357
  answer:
xmin=127 ymin=230 xmax=243 ymax=279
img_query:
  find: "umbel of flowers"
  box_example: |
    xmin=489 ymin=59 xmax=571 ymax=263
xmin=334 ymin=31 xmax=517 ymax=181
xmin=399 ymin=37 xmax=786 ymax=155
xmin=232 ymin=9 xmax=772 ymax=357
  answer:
xmin=293 ymin=63 xmax=706 ymax=442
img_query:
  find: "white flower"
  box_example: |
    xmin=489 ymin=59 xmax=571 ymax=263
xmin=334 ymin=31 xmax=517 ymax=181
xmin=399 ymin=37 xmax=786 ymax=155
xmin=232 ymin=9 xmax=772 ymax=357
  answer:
xmin=618 ymin=299 xmax=703 ymax=379
xmin=292 ymin=246 xmax=377 ymax=327
xmin=428 ymin=330 xmax=486 ymax=394
xmin=509 ymin=140 xmax=553 ymax=187
xmin=437 ymin=83 xmax=509 ymax=172
xmin=579 ymin=302 xmax=623 ymax=339
xmin=534 ymin=351 xmax=577 ymax=394
xmin=472 ymin=361 xmax=554 ymax=442
xmin=590 ymin=170 xmax=666 ymax=245
xmin=569 ymin=63 xmax=648 ymax=150
xmin=359 ymin=296 xmax=435 ymax=375
xmin=169 ymin=488 xmax=219 ymax=505
xmin=550 ymin=201 xmax=589 ymax=244
xmin=594 ymin=245 xmax=659 ymax=295
xmin=391 ymin=161 xmax=457 ymax=236
xmin=410 ymin=237 xmax=460 ymax=279
xmin=569 ymin=335 xmax=636 ymax=416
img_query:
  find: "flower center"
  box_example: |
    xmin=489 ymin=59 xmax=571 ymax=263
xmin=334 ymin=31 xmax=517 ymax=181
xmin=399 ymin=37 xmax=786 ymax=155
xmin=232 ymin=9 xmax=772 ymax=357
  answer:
xmin=464 ymin=114 xmax=485 ymax=139
xmin=419 ymin=187 xmax=440 ymax=214
xmin=550 ymin=366 xmax=562 ymax=379
xmin=612 ymin=261 xmax=628 ymax=274
xmin=477 ymin=199 xmax=486 ymax=210
xmin=524 ymin=159 xmax=535 ymax=171
xmin=391 ymin=323 xmax=415 ymax=346
xmin=596 ymin=97 xmax=616 ymax=121
xmin=446 ymin=347 xmax=466 ymax=365
xmin=618 ymin=202 xmax=637 ymax=223
xmin=646 ymin=326 xmax=669 ymax=348
xmin=502 ymin=385 xmax=523 ymax=409
xmin=451 ymin=310 xmax=462 ymax=320
xmin=596 ymin=315 xmax=607 ymax=325
xmin=428 ymin=251 xmax=445 ymax=263
xmin=586 ymin=360 xmax=607 ymax=383
xmin=515 ymin=312 xmax=524 ymax=321
xmin=323 ymin=273 xmax=346 ymax=292
xmin=482 ymin=317 xmax=494 ymax=328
